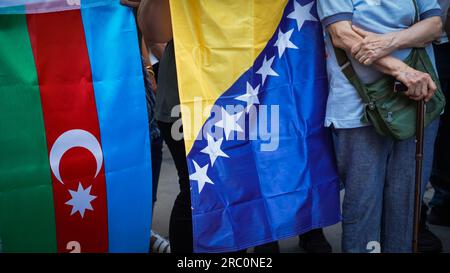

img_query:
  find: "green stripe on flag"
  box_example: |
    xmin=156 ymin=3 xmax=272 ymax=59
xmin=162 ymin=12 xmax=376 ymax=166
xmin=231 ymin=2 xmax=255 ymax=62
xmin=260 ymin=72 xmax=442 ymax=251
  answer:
xmin=0 ymin=14 xmax=57 ymax=252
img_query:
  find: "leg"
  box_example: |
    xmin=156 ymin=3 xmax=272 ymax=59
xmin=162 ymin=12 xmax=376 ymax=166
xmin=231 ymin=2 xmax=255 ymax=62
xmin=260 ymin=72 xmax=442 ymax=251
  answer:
xmin=430 ymin=43 xmax=450 ymax=222
xmin=334 ymin=126 xmax=391 ymax=253
xmin=298 ymin=228 xmax=332 ymax=253
xmin=151 ymin=134 xmax=163 ymax=205
xmin=382 ymin=119 xmax=439 ymax=252
xmin=158 ymin=121 xmax=193 ymax=253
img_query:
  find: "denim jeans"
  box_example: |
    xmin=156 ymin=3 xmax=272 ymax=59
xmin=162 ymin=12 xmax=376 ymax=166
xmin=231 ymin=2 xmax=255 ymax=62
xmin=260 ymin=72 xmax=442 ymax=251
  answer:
xmin=430 ymin=43 xmax=450 ymax=207
xmin=334 ymin=119 xmax=439 ymax=253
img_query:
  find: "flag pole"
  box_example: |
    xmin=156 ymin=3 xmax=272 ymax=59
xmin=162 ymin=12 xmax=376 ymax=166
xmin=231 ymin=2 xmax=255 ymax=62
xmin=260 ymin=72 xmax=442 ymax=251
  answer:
xmin=413 ymin=99 xmax=425 ymax=253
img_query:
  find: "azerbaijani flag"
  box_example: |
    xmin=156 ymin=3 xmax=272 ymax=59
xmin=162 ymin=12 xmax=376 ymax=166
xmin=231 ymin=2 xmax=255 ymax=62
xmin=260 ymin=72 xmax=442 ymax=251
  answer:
xmin=0 ymin=0 xmax=152 ymax=253
xmin=170 ymin=0 xmax=341 ymax=252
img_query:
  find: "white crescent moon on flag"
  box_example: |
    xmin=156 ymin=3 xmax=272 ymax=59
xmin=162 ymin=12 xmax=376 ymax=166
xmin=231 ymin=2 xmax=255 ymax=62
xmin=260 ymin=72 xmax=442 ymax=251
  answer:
xmin=49 ymin=129 xmax=103 ymax=184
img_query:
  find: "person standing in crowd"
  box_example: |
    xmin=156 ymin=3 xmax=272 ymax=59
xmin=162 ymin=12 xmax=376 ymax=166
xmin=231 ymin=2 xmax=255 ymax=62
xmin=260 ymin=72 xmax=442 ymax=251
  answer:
xmin=138 ymin=0 xmax=194 ymax=253
xmin=141 ymin=43 xmax=170 ymax=253
xmin=427 ymin=0 xmax=450 ymax=227
xmin=317 ymin=0 xmax=443 ymax=252
xmin=417 ymin=0 xmax=450 ymax=253
xmin=120 ymin=0 xmax=170 ymax=253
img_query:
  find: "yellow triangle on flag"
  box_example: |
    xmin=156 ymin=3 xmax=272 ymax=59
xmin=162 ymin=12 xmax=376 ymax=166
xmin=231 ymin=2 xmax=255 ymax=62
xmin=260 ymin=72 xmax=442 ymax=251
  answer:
xmin=170 ymin=0 xmax=289 ymax=153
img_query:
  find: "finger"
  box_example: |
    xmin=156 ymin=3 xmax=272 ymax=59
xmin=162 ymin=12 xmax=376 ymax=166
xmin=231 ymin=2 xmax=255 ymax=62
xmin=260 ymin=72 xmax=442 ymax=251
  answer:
xmin=405 ymin=83 xmax=417 ymax=98
xmin=352 ymin=25 xmax=371 ymax=38
xmin=363 ymin=57 xmax=374 ymax=66
xmin=355 ymin=49 xmax=366 ymax=61
xmin=426 ymin=77 xmax=437 ymax=102
xmin=351 ymin=43 xmax=362 ymax=57
xmin=359 ymin=54 xmax=371 ymax=66
xmin=417 ymin=81 xmax=427 ymax=101
xmin=407 ymin=87 xmax=424 ymax=101
xmin=409 ymin=80 xmax=423 ymax=98
xmin=413 ymin=82 xmax=422 ymax=98
xmin=427 ymin=77 xmax=437 ymax=92
xmin=362 ymin=51 xmax=376 ymax=65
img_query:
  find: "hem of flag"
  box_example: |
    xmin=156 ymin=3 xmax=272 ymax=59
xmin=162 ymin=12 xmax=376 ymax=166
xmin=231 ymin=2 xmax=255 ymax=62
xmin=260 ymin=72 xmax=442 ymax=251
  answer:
xmin=194 ymin=216 xmax=342 ymax=254
xmin=193 ymin=178 xmax=342 ymax=253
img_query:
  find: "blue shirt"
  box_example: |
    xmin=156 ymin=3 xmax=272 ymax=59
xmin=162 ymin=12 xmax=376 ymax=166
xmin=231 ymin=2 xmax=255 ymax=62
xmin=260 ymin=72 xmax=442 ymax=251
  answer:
xmin=317 ymin=0 xmax=441 ymax=129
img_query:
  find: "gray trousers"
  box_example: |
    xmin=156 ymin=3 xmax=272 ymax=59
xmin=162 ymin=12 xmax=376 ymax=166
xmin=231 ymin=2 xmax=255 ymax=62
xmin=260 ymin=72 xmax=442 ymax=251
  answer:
xmin=334 ymin=119 xmax=439 ymax=253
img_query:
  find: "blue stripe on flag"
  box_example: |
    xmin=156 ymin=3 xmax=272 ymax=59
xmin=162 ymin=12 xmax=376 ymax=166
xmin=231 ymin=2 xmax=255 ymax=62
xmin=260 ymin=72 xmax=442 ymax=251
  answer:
xmin=81 ymin=2 xmax=153 ymax=253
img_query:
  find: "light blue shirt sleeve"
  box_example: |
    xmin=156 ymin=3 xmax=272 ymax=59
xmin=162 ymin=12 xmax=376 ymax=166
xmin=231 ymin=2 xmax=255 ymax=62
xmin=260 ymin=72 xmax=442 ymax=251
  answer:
xmin=317 ymin=0 xmax=354 ymax=27
xmin=417 ymin=0 xmax=441 ymax=20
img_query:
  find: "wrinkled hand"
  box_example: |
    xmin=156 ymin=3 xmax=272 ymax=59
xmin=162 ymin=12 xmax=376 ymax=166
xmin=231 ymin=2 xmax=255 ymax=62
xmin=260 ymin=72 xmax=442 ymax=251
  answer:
xmin=350 ymin=25 xmax=397 ymax=66
xmin=120 ymin=0 xmax=141 ymax=8
xmin=395 ymin=65 xmax=437 ymax=102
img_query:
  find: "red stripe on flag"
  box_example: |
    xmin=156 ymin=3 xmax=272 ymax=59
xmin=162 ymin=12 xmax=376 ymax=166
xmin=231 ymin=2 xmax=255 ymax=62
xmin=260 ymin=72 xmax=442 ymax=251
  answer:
xmin=27 ymin=10 xmax=109 ymax=253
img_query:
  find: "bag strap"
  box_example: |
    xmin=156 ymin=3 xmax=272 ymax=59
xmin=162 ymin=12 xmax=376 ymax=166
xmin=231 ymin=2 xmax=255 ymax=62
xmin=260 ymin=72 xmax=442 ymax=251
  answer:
xmin=333 ymin=47 xmax=371 ymax=103
xmin=412 ymin=0 xmax=420 ymax=24
xmin=332 ymin=0 xmax=420 ymax=104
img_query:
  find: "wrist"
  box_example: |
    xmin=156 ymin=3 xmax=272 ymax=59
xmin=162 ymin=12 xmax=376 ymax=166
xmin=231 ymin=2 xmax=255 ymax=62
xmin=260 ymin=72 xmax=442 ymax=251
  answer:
xmin=389 ymin=31 xmax=403 ymax=50
xmin=391 ymin=62 xmax=410 ymax=78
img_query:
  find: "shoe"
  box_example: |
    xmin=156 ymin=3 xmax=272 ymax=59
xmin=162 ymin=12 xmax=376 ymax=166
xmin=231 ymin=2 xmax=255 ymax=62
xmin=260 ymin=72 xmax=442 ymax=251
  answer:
xmin=418 ymin=226 xmax=442 ymax=253
xmin=254 ymin=241 xmax=280 ymax=253
xmin=298 ymin=229 xmax=332 ymax=253
xmin=150 ymin=230 xmax=171 ymax=253
xmin=418 ymin=204 xmax=442 ymax=253
xmin=428 ymin=205 xmax=450 ymax=227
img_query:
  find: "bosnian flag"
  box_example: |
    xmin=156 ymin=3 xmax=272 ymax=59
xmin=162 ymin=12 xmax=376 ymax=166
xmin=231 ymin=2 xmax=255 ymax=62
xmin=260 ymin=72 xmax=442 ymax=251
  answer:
xmin=0 ymin=0 xmax=152 ymax=253
xmin=171 ymin=0 xmax=341 ymax=252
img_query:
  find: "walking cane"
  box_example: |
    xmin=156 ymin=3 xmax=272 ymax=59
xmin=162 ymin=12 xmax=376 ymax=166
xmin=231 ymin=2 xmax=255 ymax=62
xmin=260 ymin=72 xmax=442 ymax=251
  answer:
xmin=412 ymin=99 xmax=425 ymax=253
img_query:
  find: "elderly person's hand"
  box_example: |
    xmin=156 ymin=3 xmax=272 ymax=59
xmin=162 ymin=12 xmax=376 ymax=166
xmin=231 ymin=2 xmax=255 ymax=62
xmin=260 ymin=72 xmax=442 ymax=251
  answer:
xmin=395 ymin=65 xmax=437 ymax=102
xmin=120 ymin=0 xmax=141 ymax=8
xmin=350 ymin=26 xmax=397 ymax=66
xmin=350 ymin=16 xmax=442 ymax=66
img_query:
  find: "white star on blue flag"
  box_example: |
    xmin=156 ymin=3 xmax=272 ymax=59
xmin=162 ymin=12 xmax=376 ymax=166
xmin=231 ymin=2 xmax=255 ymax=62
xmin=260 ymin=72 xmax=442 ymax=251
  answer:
xmin=287 ymin=0 xmax=318 ymax=31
